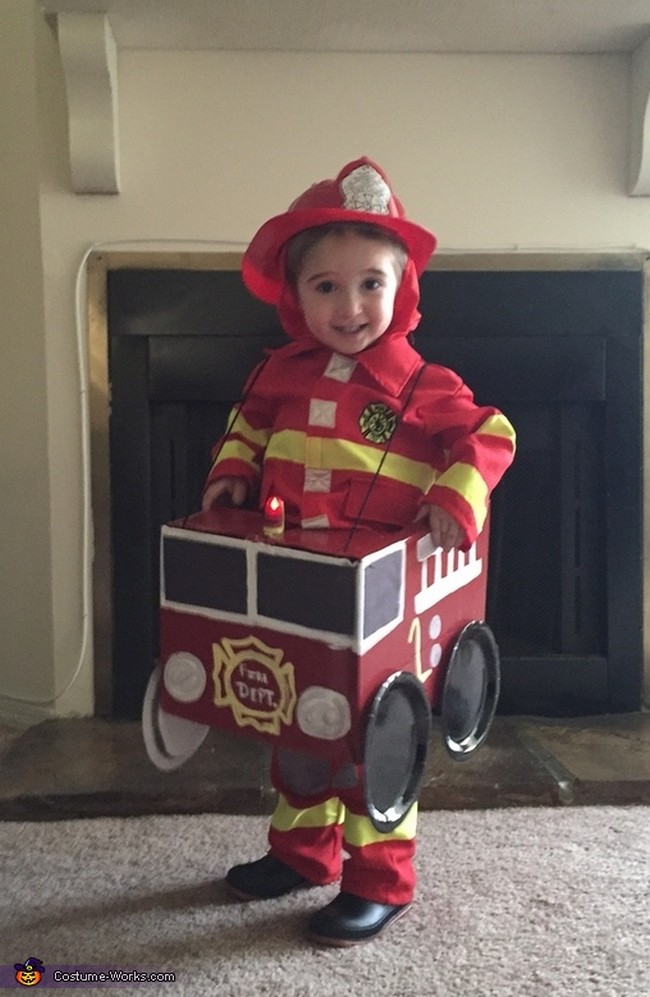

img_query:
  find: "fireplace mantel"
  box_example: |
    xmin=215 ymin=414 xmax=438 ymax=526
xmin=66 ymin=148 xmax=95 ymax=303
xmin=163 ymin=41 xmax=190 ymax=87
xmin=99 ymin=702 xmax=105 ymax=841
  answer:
xmin=88 ymin=250 xmax=648 ymax=719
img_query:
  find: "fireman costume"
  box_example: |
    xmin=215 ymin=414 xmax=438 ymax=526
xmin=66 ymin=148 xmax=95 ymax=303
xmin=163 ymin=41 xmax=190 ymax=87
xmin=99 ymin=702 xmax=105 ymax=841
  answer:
xmin=205 ymin=157 xmax=516 ymax=943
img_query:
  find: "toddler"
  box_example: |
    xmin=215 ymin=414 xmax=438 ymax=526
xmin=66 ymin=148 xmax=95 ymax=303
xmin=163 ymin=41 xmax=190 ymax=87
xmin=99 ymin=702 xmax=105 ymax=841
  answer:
xmin=202 ymin=157 xmax=516 ymax=945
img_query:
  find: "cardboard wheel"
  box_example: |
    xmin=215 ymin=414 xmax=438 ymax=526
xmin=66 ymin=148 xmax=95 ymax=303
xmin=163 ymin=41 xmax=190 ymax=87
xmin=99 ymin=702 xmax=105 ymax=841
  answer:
xmin=441 ymin=621 xmax=500 ymax=760
xmin=142 ymin=664 xmax=209 ymax=771
xmin=364 ymin=672 xmax=431 ymax=834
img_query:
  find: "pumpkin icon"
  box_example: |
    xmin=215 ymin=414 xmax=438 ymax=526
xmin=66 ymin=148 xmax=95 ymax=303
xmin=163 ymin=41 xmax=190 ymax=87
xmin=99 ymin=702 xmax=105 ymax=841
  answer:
xmin=14 ymin=957 xmax=44 ymax=987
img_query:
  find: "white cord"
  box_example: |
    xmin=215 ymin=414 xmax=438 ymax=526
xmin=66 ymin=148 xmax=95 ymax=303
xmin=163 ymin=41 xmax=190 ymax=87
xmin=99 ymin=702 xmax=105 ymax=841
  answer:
xmin=3 ymin=238 xmax=247 ymax=708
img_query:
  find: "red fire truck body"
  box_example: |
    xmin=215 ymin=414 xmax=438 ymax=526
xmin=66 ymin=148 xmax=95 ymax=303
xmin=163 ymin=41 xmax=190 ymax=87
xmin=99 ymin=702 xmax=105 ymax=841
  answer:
xmin=154 ymin=506 xmax=492 ymax=770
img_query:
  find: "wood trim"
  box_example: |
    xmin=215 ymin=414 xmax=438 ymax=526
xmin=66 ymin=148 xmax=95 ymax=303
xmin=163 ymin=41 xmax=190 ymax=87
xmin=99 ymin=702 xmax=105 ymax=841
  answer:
xmin=87 ymin=252 xmax=112 ymax=715
xmin=92 ymin=248 xmax=647 ymax=274
xmin=92 ymin=250 xmax=244 ymax=271
xmin=641 ymin=260 xmax=650 ymax=707
xmin=427 ymin=251 xmax=647 ymax=272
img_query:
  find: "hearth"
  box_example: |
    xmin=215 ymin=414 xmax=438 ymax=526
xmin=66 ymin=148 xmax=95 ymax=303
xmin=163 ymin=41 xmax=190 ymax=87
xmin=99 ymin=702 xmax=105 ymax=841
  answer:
xmin=95 ymin=253 xmax=644 ymax=719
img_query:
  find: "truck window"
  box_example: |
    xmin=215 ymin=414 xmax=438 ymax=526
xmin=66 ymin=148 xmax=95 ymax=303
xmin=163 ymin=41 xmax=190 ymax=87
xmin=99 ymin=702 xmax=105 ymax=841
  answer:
xmin=363 ymin=548 xmax=404 ymax=638
xmin=163 ymin=536 xmax=247 ymax=614
xmin=257 ymin=553 xmax=356 ymax=635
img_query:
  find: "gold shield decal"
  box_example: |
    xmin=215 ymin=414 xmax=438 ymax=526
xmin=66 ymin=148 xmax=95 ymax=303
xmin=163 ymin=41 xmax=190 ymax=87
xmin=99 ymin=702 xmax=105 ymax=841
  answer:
xmin=213 ymin=635 xmax=297 ymax=735
xmin=359 ymin=402 xmax=398 ymax=444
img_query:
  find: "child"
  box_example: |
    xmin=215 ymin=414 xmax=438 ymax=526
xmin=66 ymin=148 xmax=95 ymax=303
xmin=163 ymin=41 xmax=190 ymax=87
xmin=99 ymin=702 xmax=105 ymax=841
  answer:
xmin=202 ymin=157 xmax=516 ymax=946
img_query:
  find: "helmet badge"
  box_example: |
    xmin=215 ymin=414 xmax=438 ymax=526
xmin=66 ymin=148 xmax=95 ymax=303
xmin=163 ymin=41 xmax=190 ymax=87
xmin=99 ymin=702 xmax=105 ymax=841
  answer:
xmin=340 ymin=165 xmax=391 ymax=215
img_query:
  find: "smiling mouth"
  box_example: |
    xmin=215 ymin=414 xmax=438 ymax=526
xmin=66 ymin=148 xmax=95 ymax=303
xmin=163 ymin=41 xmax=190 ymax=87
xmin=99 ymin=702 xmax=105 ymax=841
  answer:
xmin=334 ymin=324 xmax=367 ymax=335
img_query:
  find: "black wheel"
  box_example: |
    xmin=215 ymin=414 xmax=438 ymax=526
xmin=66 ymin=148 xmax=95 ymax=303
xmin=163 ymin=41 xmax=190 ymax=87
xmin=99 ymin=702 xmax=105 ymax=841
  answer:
xmin=364 ymin=672 xmax=431 ymax=833
xmin=142 ymin=664 xmax=209 ymax=771
xmin=440 ymin=621 xmax=500 ymax=760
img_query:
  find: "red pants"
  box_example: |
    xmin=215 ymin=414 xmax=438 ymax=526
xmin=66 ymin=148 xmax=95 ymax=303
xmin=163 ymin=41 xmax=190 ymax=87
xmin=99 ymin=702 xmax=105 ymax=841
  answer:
xmin=267 ymin=750 xmax=417 ymax=905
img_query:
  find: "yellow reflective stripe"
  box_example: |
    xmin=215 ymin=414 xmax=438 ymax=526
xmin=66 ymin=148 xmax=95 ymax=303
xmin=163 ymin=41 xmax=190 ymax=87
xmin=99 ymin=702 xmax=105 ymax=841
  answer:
xmin=475 ymin=413 xmax=517 ymax=444
xmin=211 ymin=411 xmax=270 ymax=471
xmin=270 ymin=794 xmax=345 ymax=832
xmin=267 ymin=430 xmax=436 ymax=492
xmin=344 ymin=803 xmax=418 ymax=848
xmin=211 ymin=438 xmax=260 ymax=469
xmin=305 ymin=436 xmax=323 ymax=467
xmin=435 ymin=462 xmax=489 ymax=527
xmin=232 ymin=411 xmax=272 ymax=449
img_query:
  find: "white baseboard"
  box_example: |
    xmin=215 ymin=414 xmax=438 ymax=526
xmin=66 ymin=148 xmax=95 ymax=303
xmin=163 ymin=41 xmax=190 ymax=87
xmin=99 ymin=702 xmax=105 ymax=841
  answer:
xmin=0 ymin=696 xmax=56 ymax=730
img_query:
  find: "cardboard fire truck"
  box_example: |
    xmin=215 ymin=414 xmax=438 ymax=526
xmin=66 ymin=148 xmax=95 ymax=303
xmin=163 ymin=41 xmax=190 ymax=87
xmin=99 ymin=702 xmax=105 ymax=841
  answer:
xmin=142 ymin=503 xmax=499 ymax=832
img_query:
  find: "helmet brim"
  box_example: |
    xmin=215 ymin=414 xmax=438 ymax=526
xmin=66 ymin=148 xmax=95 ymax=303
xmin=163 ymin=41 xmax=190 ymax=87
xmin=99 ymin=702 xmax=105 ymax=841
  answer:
xmin=242 ymin=207 xmax=437 ymax=305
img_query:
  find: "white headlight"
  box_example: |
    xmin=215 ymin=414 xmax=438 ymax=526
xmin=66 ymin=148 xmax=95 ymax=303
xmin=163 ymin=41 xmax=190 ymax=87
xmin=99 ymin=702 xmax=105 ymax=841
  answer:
xmin=163 ymin=652 xmax=206 ymax=703
xmin=297 ymin=686 xmax=351 ymax=740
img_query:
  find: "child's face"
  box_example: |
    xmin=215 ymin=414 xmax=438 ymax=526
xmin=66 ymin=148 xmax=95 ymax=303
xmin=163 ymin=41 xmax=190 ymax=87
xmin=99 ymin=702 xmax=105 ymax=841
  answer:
xmin=295 ymin=231 xmax=401 ymax=355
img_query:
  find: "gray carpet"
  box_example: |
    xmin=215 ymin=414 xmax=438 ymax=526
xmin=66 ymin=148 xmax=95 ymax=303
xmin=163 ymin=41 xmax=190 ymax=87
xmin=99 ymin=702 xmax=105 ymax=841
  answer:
xmin=1 ymin=807 xmax=648 ymax=996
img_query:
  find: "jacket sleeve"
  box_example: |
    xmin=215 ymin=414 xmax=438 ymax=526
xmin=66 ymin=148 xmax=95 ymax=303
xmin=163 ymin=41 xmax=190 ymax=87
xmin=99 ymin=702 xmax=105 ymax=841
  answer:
xmin=203 ymin=358 xmax=274 ymax=493
xmin=418 ymin=368 xmax=516 ymax=548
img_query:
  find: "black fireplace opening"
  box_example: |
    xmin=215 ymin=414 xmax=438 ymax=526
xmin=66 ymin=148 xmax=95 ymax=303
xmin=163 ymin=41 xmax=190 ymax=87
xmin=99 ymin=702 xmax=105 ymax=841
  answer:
xmin=107 ymin=263 xmax=643 ymax=719
xmin=489 ymin=402 xmax=607 ymax=652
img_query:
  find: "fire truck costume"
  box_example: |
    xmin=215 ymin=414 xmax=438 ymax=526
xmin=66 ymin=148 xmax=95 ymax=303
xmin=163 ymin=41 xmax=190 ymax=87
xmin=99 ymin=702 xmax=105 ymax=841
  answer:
xmin=204 ymin=158 xmax=516 ymax=945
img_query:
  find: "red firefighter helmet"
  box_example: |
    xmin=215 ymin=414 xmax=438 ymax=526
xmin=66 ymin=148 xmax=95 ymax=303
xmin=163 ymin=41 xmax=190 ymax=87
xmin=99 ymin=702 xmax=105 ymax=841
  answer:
xmin=241 ymin=156 xmax=437 ymax=305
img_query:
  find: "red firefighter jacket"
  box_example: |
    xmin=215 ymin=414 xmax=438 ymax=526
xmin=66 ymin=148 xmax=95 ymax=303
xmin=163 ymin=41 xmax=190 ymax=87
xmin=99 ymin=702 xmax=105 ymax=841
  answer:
xmin=205 ymin=258 xmax=516 ymax=548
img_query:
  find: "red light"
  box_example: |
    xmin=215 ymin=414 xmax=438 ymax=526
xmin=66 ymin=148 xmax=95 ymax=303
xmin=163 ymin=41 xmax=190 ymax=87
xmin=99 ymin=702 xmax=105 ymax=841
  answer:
xmin=263 ymin=494 xmax=285 ymax=538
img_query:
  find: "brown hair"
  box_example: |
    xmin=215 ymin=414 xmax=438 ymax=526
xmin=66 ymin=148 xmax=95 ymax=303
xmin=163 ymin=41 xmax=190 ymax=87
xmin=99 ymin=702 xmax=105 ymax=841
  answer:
xmin=285 ymin=222 xmax=408 ymax=287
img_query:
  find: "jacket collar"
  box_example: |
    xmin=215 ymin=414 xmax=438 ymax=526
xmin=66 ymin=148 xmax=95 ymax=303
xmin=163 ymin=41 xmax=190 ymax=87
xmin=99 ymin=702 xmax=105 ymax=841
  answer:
xmin=278 ymin=334 xmax=423 ymax=398
xmin=352 ymin=334 xmax=423 ymax=396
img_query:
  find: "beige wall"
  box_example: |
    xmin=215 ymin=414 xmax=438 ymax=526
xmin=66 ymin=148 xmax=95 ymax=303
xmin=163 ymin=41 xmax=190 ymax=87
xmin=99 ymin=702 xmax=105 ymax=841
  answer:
xmin=1 ymin=4 xmax=650 ymax=722
xmin=0 ymin=1 xmax=55 ymax=720
xmin=117 ymin=50 xmax=648 ymax=249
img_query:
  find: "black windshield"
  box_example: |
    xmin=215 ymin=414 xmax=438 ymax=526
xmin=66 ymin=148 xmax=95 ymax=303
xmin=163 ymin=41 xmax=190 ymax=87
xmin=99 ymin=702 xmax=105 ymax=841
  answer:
xmin=257 ymin=553 xmax=356 ymax=634
xmin=163 ymin=536 xmax=247 ymax=614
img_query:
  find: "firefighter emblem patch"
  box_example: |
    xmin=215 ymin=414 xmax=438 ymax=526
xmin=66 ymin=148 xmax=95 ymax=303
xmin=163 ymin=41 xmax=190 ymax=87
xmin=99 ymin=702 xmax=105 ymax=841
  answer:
xmin=213 ymin=635 xmax=297 ymax=735
xmin=359 ymin=403 xmax=398 ymax=444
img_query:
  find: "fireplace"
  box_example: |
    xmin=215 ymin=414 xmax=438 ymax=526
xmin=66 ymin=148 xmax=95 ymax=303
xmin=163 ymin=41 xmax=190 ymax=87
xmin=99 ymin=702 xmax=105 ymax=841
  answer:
xmin=93 ymin=252 xmax=645 ymax=720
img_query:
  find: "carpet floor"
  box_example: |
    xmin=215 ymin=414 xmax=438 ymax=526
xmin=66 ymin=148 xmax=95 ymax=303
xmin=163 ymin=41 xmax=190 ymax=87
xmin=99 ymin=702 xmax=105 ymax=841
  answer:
xmin=1 ymin=806 xmax=648 ymax=996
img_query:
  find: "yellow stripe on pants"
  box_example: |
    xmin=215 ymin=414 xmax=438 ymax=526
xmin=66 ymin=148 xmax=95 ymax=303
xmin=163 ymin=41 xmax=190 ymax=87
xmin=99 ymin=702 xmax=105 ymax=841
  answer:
xmin=270 ymin=794 xmax=345 ymax=832
xmin=343 ymin=803 xmax=418 ymax=848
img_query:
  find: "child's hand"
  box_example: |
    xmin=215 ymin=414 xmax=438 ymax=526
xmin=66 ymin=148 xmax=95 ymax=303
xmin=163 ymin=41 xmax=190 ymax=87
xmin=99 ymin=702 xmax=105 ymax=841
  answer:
xmin=202 ymin=477 xmax=248 ymax=511
xmin=426 ymin=504 xmax=465 ymax=552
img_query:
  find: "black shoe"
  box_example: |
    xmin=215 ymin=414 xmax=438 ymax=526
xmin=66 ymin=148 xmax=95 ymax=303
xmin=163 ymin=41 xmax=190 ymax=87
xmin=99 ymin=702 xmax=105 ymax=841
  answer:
xmin=225 ymin=853 xmax=310 ymax=901
xmin=307 ymin=891 xmax=411 ymax=946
